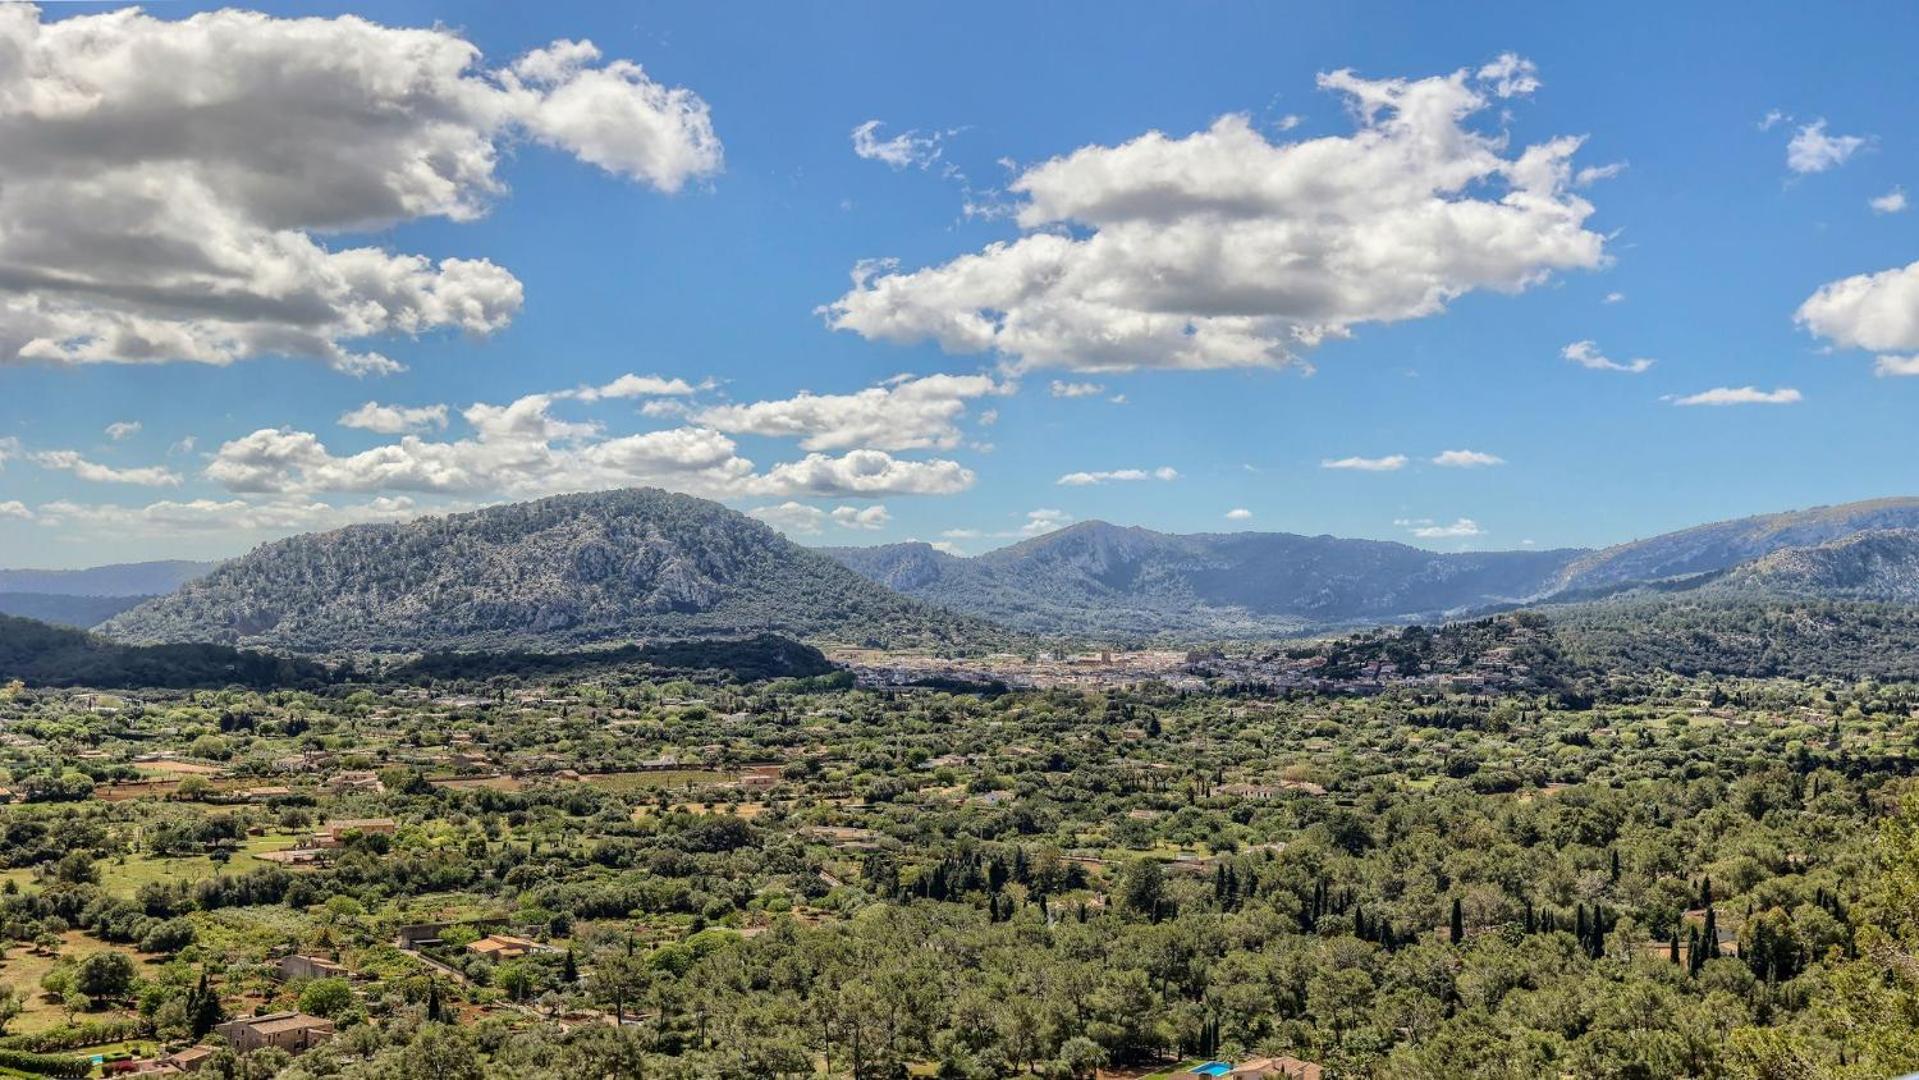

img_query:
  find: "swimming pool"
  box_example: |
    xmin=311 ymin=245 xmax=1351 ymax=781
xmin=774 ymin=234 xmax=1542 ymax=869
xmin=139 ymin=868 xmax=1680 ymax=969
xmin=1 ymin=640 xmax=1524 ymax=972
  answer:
xmin=1192 ymin=1063 xmax=1232 ymax=1077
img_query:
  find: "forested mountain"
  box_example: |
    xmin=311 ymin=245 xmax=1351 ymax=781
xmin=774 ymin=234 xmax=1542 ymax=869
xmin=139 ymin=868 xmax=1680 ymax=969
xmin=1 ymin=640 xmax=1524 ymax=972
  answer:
xmin=101 ymin=488 xmax=994 ymax=652
xmin=0 ymin=559 xmax=217 ymax=596
xmin=1547 ymin=596 xmax=1919 ymax=681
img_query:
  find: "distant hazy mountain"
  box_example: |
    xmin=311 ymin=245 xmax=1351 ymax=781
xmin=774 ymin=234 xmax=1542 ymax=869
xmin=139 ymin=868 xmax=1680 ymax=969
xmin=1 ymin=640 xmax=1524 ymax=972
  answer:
xmin=0 ymin=559 xmax=217 ymax=597
xmin=0 ymin=593 xmax=150 ymax=629
xmin=1550 ymin=498 xmax=1919 ymax=593
xmin=826 ymin=498 xmax=1919 ymax=639
xmin=825 ymin=522 xmax=1585 ymax=638
xmin=103 ymin=488 xmax=993 ymax=651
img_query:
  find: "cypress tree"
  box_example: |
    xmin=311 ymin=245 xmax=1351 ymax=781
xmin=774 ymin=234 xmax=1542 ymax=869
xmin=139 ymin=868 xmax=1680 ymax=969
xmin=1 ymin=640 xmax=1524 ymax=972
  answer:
xmin=187 ymin=970 xmax=224 ymax=1040
xmin=1449 ymin=897 xmax=1464 ymax=946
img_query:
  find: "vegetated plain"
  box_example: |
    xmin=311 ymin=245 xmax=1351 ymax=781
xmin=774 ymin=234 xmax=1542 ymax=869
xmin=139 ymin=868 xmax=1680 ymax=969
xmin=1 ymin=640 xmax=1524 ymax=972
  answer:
xmin=2 ymin=492 xmax=1919 ymax=1077
xmin=0 ymin=607 xmax=1916 ymax=1078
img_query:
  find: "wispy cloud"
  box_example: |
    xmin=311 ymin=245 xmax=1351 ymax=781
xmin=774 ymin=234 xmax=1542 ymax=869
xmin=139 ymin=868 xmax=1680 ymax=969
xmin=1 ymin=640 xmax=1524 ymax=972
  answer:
xmin=1562 ymin=340 xmax=1653 ymax=374
xmin=1056 ymin=466 xmax=1178 ymax=486
xmin=851 ymin=120 xmax=949 ymax=171
xmin=1321 ymin=454 xmax=1407 ymax=472
xmin=1668 ymin=386 xmax=1802 ymax=406
xmin=1049 ymin=380 xmax=1106 ymax=398
xmin=1431 ymin=449 xmax=1504 ymax=468
xmin=1397 ymin=516 xmax=1484 ymax=539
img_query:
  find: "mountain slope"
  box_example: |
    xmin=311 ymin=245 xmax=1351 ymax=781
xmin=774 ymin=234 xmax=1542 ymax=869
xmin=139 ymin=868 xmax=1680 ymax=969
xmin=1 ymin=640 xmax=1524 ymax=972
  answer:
xmin=0 ymin=559 xmax=217 ymax=596
xmin=826 ymin=522 xmax=1585 ymax=638
xmin=104 ymin=488 xmax=995 ymax=651
xmin=1551 ymin=497 xmax=1919 ymax=592
xmin=1686 ymin=527 xmax=1919 ymax=603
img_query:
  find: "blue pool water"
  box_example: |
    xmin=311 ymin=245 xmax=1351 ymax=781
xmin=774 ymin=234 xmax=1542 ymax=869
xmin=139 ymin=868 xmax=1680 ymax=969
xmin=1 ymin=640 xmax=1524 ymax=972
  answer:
xmin=1193 ymin=1064 xmax=1232 ymax=1077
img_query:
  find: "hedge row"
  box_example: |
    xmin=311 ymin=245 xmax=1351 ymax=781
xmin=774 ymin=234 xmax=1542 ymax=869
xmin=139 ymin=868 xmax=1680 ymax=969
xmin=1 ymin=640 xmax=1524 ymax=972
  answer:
xmin=0 ymin=1048 xmax=93 ymax=1078
xmin=0 ymin=1017 xmax=147 ymax=1053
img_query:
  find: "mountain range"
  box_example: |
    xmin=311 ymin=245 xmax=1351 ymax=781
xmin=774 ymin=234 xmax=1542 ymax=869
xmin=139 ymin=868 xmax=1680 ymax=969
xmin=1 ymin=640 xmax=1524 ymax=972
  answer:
xmin=0 ymin=558 xmax=219 ymax=630
xmin=12 ymin=491 xmax=1919 ymax=653
xmin=826 ymin=497 xmax=1919 ymax=639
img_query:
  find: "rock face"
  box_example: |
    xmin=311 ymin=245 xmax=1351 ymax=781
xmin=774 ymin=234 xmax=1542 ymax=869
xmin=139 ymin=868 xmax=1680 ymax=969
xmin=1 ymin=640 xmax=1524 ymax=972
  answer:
xmin=103 ymin=488 xmax=989 ymax=651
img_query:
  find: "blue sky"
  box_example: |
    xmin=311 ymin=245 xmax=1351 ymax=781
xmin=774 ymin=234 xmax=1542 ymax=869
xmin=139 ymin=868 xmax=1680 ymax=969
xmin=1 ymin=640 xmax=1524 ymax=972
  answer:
xmin=2 ymin=0 xmax=1917 ymax=567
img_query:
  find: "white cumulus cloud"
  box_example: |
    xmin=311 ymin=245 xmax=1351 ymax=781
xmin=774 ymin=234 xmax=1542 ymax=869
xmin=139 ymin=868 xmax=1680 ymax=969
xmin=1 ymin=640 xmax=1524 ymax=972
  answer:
xmin=1870 ymin=188 xmax=1908 ymax=214
xmin=822 ymin=58 xmax=1606 ymax=373
xmin=747 ymin=502 xmax=892 ymax=536
xmin=0 ymin=7 xmax=720 ymax=374
xmin=1786 ymin=120 xmax=1867 ymax=174
xmin=338 ymin=403 xmax=450 ymax=435
xmin=1798 ymin=259 xmax=1919 ymax=366
xmin=206 ymin=388 xmax=975 ymax=502
xmin=695 ymin=373 xmax=1006 ymax=452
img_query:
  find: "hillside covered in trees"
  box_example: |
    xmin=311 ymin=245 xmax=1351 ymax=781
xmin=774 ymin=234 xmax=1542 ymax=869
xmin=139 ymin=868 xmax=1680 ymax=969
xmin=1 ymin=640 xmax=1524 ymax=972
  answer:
xmin=0 ymin=613 xmax=332 ymax=689
xmin=103 ymin=489 xmax=999 ymax=653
